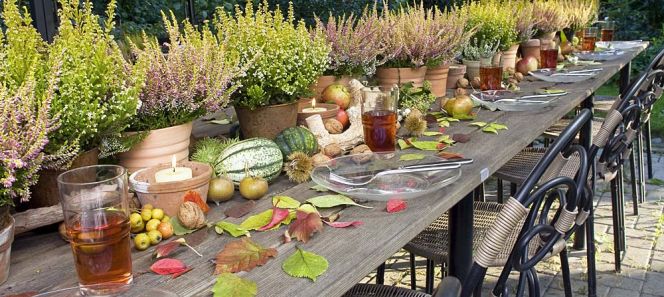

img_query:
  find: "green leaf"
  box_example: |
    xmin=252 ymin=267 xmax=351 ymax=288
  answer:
xmin=482 ymin=126 xmax=498 ymax=134
xmin=422 ymin=131 xmax=442 ymax=136
xmin=438 ymin=120 xmax=450 ymax=128
xmin=171 ymin=217 xmax=197 ymax=235
xmin=453 ymin=112 xmax=476 ymax=120
xmin=310 ymin=185 xmax=329 ymax=192
xmin=298 ymin=204 xmax=319 ymax=214
xmin=306 ymin=195 xmax=372 ymax=209
xmin=409 ymin=140 xmax=440 ymax=151
xmin=212 ymin=273 xmax=257 ymax=297
xmin=399 ymin=153 xmax=426 ymax=161
xmin=272 ymin=196 xmax=301 ymax=209
xmin=282 ymin=248 xmax=329 ymax=282
xmin=470 ymin=121 xmax=487 ymax=127
xmin=240 ymin=210 xmax=274 ymax=231
xmin=438 ymin=135 xmax=455 ymax=145
xmin=489 ymin=123 xmax=508 ymax=130
xmin=215 ymin=221 xmax=249 ymax=237
xmin=398 ymin=139 xmax=412 ymax=150
xmin=210 ymin=119 xmax=231 ymax=125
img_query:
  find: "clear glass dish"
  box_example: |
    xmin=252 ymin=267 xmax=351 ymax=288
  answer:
xmin=310 ymin=152 xmax=461 ymax=201
xmin=529 ymin=68 xmax=599 ymax=83
xmin=575 ymin=50 xmax=625 ymax=61
xmin=470 ymin=90 xmax=558 ymax=111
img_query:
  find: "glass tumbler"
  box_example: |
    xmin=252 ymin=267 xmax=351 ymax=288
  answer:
xmin=58 ymin=165 xmax=132 ymax=296
xmin=361 ymin=85 xmax=399 ymax=153
xmin=601 ymin=21 xmax=615 ymax=42
xmin=582 ymin=27 xmax=598 ymax=51
xmin=540 ymin=41 xmax=559 ymax=69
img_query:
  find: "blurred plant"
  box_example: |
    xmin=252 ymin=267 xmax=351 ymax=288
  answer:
xmin=531 ymin=0 xmax=569 ymax=34
xmin=425 ymin=6 xmax=475 ymax=67
xmin=512 ymin=0 xmax=539 ymax=42
xmin=462 ymin=38 xmax=500 ymax=61
xmin=564 ymin=0 xmax=599 ymax=32
xmin=314 ymin=8 xmax=385 ymax=77
xmin=215 ymin=0 xmax=329 ymax=109
xmin=378 ymin=3 xmax=439 ymax=68
xmin=398 ymin=81 xmax=436 ymax=112
xmin=462 ymin=0 xmax=518 ymax=51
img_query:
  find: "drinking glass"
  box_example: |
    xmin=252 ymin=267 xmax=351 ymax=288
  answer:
xmin=601 ymin=21 xmax=616 ymax=42
xmin=582 ymin=27 xmax=598 ymax=51
xmin=361 ymin=85 xmax=399 ymax=154
xmin=479 ymin=59 xmax=503 ymax=90
xmin=539 ymin=42 xmax=559 ymax=69
xmin=58 ymin=165 xmax=132 ymax=296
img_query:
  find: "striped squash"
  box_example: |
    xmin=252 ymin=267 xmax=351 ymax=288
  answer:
xmin=217 ymin=138 xmax=283 ymax=183
xmin=274 ymin=127 xmax=319 ymax=158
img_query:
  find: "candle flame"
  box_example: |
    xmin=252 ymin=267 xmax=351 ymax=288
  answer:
xmin=171 ymin=155 xmax=177 ymax=172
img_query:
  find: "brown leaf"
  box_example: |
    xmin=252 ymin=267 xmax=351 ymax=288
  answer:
xmin=5 ymin=292 xmax=38 ymax=297
xmin=215 ymin=238 xmax=278 ymax=274
xmin=437 ymin=151 xmax=465 ymax=159
xmin=324 ymin=221 xmax=363 ymax=228
xmin=452 ymin=133 xmax=471 ymax=143
xmin=224 ymin=201 xmax=256 ymax=218
xmin=288 ymin=211 xmax=323 ymax=243
xmin=424 ymin=114 xmax=437 ymax=124
xmin=183 ymin=191 xmax=210 ymax=213
xmin=183 ymin=228 xmax=209 ymax=247
xmin=153 ymin=241 xmax=181 ymax=259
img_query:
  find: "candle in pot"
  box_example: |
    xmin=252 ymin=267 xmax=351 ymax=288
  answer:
xmin=155 ymin=155 xmax=193 ymax=183
xmin=301 ymin=100 xmax=327 ymax=113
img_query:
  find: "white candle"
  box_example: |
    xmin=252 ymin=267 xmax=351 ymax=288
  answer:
xmin=155 ymin=155 xmax=192 ymax=183
xmin=301 ymin=100 xmax=327 ymax=113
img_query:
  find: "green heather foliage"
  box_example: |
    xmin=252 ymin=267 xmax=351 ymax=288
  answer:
xmin=462 ymin=0 xmax=517 ymax=51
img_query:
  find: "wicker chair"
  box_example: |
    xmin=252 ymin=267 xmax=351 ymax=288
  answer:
xmin=350 ymin=110 xmax=594 ymax=297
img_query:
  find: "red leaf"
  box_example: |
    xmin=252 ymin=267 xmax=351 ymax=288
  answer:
xmin=324 ymin=221 xmax=363 ymax=228
xmin=5 ymin=292 xmax=38 ymax=297
xmin=215 ymin=238 xmax=278 ymax=274
xmin=171 ymin=267 xmax=193 ymax=279
xmin=153 ymin=241 xmax=181 ymax=259
xmin=150 ymin=258 xmax=188 ymax=275
xmin=439 ymin=127 xmax=446 ymax=133
xmin=183 ymin=191 xmax=210 ymax=213
xmin=224 ymin=201 xmax=256 ymax=218
xmin=322 ymin=213 xmax=340 ymax=223
xmin=386 ymin=199 xmax=407 ymax=213
xmin=258 ymin=207 xmax=290 ymax=231
xmin=288 ymin=211 xmax=323 ymax=243
xmin=452 ymin=133 xmax=471 ymax=143
xmin=436 ymin=143 xmax=447 ymax=150
xmin=424 ymin=114 xmax=438 ymax=124
xmin=437 ymin=151 xmax=465 ymax=159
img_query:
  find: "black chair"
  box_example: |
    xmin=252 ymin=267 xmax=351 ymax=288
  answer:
xmin=639 ymin=48 xmax=664 ymax=180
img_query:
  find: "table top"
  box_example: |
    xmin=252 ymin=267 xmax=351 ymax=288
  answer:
xmin=2 ymin=43 xmax=648 ymax=297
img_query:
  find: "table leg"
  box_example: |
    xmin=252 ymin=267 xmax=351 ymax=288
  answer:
xmin=574 ymin=94 xmax=594 ymax=250
xmin=449 ymin=192 xmax=474 ymax=281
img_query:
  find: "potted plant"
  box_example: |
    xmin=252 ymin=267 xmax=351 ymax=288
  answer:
xmin=375 ymin=4 xmax=432 ymax=89
xmin=562 ymin=0 xmax=599 ymax=54
xmin=313 ymin=9 xmax=384 ymax=99
xmin=461 ymin=39 xmax=500 ymax=81
xmin=513 ymin=1 xmax=541 ymax=61
xmin=215 ymin=1 xmax=329 ymax=139
xmin=29 ymin=0 xmax=145 ymax=208
xmin=532 ymin=0 xmax=569 ymax=48
xmin=463 ymin=0 xmax=519 ymax=70
xmin=116 ymin=11 xmax=242 ymax=173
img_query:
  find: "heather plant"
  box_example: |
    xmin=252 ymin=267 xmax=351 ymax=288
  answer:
xmin=45 ymin=0 xmax=145 ymax=168
xmin=378 ymin=3 xmax=435 ymax=68
xmin=564 ymin=0 xmax=599 ymax=32
xmin=131 ymin=11 xmax=242 ymax=132
xmin=314 ymin=9 xmax=385 ymax=77
xmin=425 ymin=6 xmax=475 ymax=67
xmin=462 ymin=0 xmax=518 ymax=51
xmin=532 ymin=0 xmax=569 ymax=34
xmin=513 ymin=0 xmax=539 ymax=42
xmin=214 ymin=0 xmax=329 ymax=109
xmin=462 ymin=38 xmax=501 ymax=61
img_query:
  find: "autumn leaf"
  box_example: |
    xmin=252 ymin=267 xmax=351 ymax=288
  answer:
xmin=437 ymin=151 xmax=465 ymax=159
xmin=324 ymin=220 xmax=363 ymax=228
xmin=409 ymin=140 xmax=440 ymax=151
xmin=153 ymin=241 xmax=181 ymax=259
xmin=282 ymin=247 xmax=329 ymax=281
xmin=298 ymin=204 xmax=318 ymax=214
xmin=215 ymin=221 xmax=249 ymax=237
xmin=452 ymin=133 xmax=471 ymax=143
xmin=224 ymin=201 xmax=256 ymax=218
xmin=183 ymin=191 xmax=210 ymax=213
xmin=258 ymin=208 xmax=291 ymax=231
xmin=469 ymin=121 xmax=487 ymax=127
xmin=272 ymin=196 xmax=301 ymax=209
xmin=482 ymin=126 xmax=498 ymax=134
xmin=489 ymin=123 xmax=508 ymax=130
xmin=310 ymin=184 xmax=329 ymax=192
xmin=306 ymin=195 xmax=372 ymax=209
xmin=424 ymin=114 xmax=438 ymax=124
xmin=386 ymin=199 xmax=407 ymax=213
xmin=438 ymin=135 xmax=455 ymax=145
xmin=214 ymin=238 xmax=278 ymax=274
xmin=151 ymin=258 xmax=191 ymax=278
xmin=240 ymin=209 xmax=273 ymax=231
xmin=422 ymin=131 xmax=442 ymax=136
xmin=399 ymin=153 xmax=425 ymax=161
xmin=212 ymin=273 xmax=258 ymax=297
xmin=398 ymin=138 xmax=412 ymax=150
xmin=288 ymin=211 xmax=323 ymax=243
xmin=171 ymin=217 xmax=197 ymax=236
xmin=5 ymin=292 xmax=37 ymax=297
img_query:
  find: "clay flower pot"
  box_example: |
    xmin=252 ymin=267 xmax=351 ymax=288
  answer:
xmin=500 ymin=44 xmax=521 ymax=71
xmin=118 ymin=122 xmax=193 ymax=174
xmin=520 ymin=39 xmax=541 ymax=62
xmin=235 ymin=101 xmax=299 ymax=139
xmin=463 ymin=60 xmax=480 ymax=81
xmin=446 ymin=64 xmax=466 ymax=89
xmin=130 ymin=161 xmax=212 ymax=216
xmin=424 ymin=63 xmax=450 ymax=97
xmin=375 ymin=66 xmax=428 ymax=88
xmin=0 ymin=215 xmax=14 ymax=285
xmin=311 ymin=75 xmax=353 ymax=101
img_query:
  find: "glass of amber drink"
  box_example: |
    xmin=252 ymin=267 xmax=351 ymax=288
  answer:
xmin=582 ymin=27 xmax=598 ymax=51
xmin=58 ymin=165 xmax=132 ymax=296
xmin=361 ymin=85 xmax=399 ymax=154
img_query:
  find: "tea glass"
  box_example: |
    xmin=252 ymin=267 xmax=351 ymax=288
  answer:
xmin=479 ymin=59 xmax=503 ymax=90
xmin=601 ymin=21 xmax=616 ymax=42
xmin=361 ymin=85 xmax=399 ymax=154
xmin=582 ymin=27 xmax=598 ymax=51
xmin=540 ymin=42 xmax=559 ymax=69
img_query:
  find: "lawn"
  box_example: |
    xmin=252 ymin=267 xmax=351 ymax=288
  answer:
xmin=596 ymin=80 xmax=664 ymax=138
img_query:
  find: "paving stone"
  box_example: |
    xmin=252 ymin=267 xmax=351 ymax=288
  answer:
xmin=596 ymin=272 xmax=644 ymax=291
xmin=643 ymin=271 xmax=664 ymax=295
xmin=608 ymin=287 xmax=643 ymax=297
xmin=650 ymin=260 xmax=664 ymax=273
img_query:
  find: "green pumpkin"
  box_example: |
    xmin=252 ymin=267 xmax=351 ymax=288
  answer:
xmin=274 ymin=127 xmax=319 ymax=158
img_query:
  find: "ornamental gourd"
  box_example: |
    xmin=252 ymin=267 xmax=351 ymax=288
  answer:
xmin=217 ymin=138 xmax=283 ymax=183
xmin=273 ymin=127 xmax=319 ymax=158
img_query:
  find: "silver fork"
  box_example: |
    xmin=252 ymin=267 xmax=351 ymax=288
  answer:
xmin=329 ymin=163 xmax=462 ymax=186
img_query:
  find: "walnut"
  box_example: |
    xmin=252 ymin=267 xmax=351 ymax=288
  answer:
xmin=456 ymin=78 xmax=469 ymax=88
xmin=351 ymin=144 xmax=372 ymax=164
xmin=312 ymin=153 xmax=332 ymax=166
xmin=513 ymin=72 xmax=524 ymax=82
xmin=455 ymin=88 xmax=467 ymax=97
xmin=323 ymin=143 xmax=343 ymax=157
xmin=324 ymin=119 xmax=344 ymax=134
xmin=178 ymin=201 xmax=206 ymax=229
xmin=471 ymin=77 xmax=481 ymax=89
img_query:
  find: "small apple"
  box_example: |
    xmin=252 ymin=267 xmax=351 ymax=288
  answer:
xmin=321 ymin=84 xmax=351 ymax=110
xmin=336 ymin=109 xmax=349 ymax=127
xmin=516 ymin=56 xmax=538 ymax=75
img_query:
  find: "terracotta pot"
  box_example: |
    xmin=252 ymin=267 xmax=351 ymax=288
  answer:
xmin=118 ymin=122 xmax=193 ymax=174
xmin=520 ymin=39 xmax=541 ymax=62
xmin=130 ymin=161 xmax=212 ymax=216
xmin=235 ymin=101 xmax=298 ymax=139
xmin=446 ymin=64 xmax=467 ymax=89
xmin=500 ymin=44 xmax=520 ymax=70
xmin=375 ymin=66 xmax=428 ymax=88
xmin=28 ymin=148 xmax=99 ymax=209
xmin=297 ymin=103 xmax=339 ymax=126
xmin=298 ymin=98 xmax=314 ymax=110
xmin=424 ymin=64 xmax=450 ymax=97
xmin=463 ymin=60 xmax=480 ymax=81
xmin=311 ymin=75 xmax=352 ymax=101
xmin=0 ymin=215 xmax=14 ymax=285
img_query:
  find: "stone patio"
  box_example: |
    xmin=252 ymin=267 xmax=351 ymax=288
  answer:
xmin=361 ymin=151 xmax=664 ymax=296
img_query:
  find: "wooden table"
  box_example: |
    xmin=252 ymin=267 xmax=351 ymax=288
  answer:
xmin=2 ymin=44 xmax=647 ymax=297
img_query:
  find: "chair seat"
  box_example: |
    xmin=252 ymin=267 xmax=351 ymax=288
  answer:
xmin=343 ymin=284 xmax=431 ymax=297
xmin=494 ymin=147 xmax=581 ymax=185
xmin=543 ymin=117 xmax=603 ymax=139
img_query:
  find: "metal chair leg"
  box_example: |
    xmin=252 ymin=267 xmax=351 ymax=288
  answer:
xmin=510 ymin=182 xmax=517 ymax=196
xmin=629 ymin=149 xmax=639 ymax=215
xmin=425 ymin=259 xmax=435 ymax=294
xmin=560 ymin=249 xmax=573 ymax=297
xmin=409 ymin=253 xmax=416 ymax=290
xmin=645 ymin=120 xmax=653 ymax=179
xmin=617 ymin=167 xmax=626 ymax=252
xmin=497 ymin=178 xmax=504 ymax=203
xmin=586 ymin=207 xmax=597 ymax=297
xmin=610 ymin=178 xmax=622 ymax=273
xmin=637 ymin=132 xmax=647 ymax=203
xmin=376 ymin=263 xmax=385 ymax=285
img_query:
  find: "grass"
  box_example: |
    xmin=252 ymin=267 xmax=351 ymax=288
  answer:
xmin=595 ymin=81 xmax=664 ymax=138
xmin=647 ymin=178 xmax=664 ymax=186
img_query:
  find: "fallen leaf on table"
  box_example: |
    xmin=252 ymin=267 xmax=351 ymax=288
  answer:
xmin=209 ymin=119 xmax=232 ymax=125
xmin=470 ymin=121 xmax=487 ymax=127
xmin=438 ymin=135 xmax=455 ymax=145
xmin=288 ymin=211 xmax=323 ymax=243
xmin=214 ymin=238 xmax=277 ymax=274
xmin=183 ymin=191 xmax=210 ymax=213
xmin=153 ymin=241 xmax=182 ymax=259
xmin=282 ymin=247 xmax=329 ymax=281
xmin=398 ymin=138 xmax=413 ymax=150
xmin=310 ymin=185 xmax=329 ymax=192
xmin=5 ymin=292 xmax=37 ymax=297
xmin=452 ymin=133 xmax=471 ymax=143
xmin=422 ymin=131 xmax=442 ymax=136
xmin=409 ymin=140 xmax=441 ymax=151
xmin=482 ymin=126 xmax=498 ymax=134
xmin=151 ymin=258 xmax=190 ymax=278
xmin=258 ymin=208 xmax=291 ymax=231
xmin=171 ymin=217 xmax=197 ymax=236
xmin=436 ymin=143 xmax=447 ymax=150
xmin=386 ymin=199 xmax=407 ymax=213
xmin=215 ymin=221 xmax=249 ymax=237
xmin=424 ymin=114 xmax=438 ymax=124
xmin=488 ymin=123 xmax=508 ymax=130
xmin=212 ymin=273 xmax=257 ymax=297
xmin=297 ymin=204 xmax=319 ymax=214
xmin=438 ymin=151 xmax=465 ymax=159
xmin=322 ymin=213 xmax=340 ymax=223
xmin=272 ymin=196 xmax=301 ymax=209
xmin=306 ymin=195 xmax=372 ymax=209
xmin=224 ymin=201 xmax=256 ymax=218
xmin=399 ymin=153 xmax=426 ymax=161
xmin=324 ymin=220 xmax=363 ymax=228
